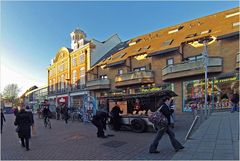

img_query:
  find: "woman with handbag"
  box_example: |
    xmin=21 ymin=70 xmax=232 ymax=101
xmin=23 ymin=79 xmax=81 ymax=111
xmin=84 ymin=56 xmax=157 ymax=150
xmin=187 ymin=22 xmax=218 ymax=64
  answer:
xmin=14 ymin=106 xmax=32 ymax=151
xmin=149 ymin=96 xmax=184 ymax=153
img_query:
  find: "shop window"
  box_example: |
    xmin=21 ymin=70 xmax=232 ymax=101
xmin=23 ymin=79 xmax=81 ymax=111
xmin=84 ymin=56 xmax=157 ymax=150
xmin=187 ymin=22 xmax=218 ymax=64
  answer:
xmin=182 ymin=77 xmax=238 ymax=112
xmin=167 ymin=58 xmax=174 ymax=65
xmin=161 ymin=39 xmax=173 ymax=46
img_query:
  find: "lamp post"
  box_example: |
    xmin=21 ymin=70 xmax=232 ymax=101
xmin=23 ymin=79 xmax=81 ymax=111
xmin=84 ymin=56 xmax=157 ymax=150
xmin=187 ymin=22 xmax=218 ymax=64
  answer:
xmin=198 ymin=37 xmax=213 ymax=119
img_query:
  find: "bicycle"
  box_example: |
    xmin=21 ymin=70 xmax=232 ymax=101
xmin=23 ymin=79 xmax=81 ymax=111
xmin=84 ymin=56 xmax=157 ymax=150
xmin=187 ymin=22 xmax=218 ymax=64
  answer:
xmin=44 ymin=117 xmax=51 ymax=129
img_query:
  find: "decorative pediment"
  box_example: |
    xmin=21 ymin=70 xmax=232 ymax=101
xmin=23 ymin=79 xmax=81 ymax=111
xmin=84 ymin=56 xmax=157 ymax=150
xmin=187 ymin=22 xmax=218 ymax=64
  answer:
xmin=54 ymin=47 xmax=72 ymax=63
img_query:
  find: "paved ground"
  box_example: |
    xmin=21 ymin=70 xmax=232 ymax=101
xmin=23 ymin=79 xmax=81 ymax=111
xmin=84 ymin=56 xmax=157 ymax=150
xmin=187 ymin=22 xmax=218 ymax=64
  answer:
xmin=171 ymin=111 xmax=239 ymax=160
xmin=1 ymin=113 xmax=193 ymax=160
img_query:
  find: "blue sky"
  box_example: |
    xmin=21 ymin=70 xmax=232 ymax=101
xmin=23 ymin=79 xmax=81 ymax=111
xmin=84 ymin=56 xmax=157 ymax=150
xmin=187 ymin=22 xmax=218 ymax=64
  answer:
xmin=0 ymin=1 xmax=239 ymax=95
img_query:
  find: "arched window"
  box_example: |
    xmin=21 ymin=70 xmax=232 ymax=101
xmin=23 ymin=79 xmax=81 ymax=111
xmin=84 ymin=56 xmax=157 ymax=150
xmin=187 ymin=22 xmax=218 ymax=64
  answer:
xmin=61 ymin=75 xmax=64 ymax=90
xmin=53 ymin=79 xmax=56 ymax=91
xmin=80 ymin=67 xmax=85 ymax=85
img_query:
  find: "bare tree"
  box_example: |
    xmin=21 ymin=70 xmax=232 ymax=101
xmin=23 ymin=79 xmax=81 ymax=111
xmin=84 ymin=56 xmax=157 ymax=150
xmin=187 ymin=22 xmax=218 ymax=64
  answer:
xmin=2 ymin=84 xmax=20 ymax=106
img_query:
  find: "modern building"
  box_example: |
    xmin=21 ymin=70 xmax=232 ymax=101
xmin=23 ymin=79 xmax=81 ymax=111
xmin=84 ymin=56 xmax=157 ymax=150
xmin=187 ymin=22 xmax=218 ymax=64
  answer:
xmin=23 ymin=85 xmax=48 ymax=112
xmin=47 ymin=28 xmax=122 ymax=108
xmin=87 ymin=7 xmax=239 ymax=113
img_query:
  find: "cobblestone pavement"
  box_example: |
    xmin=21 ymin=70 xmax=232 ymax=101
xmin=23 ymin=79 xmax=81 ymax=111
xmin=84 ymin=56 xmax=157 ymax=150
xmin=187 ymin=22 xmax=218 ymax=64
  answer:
xmin=1 ymin=113 xmax=193 ymax=160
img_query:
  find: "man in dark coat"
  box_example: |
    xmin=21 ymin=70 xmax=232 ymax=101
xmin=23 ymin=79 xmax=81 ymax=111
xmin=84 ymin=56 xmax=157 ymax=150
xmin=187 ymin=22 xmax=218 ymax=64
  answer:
xmin=231 ymin=92 xmax=239 ymax=112
xmin=110 ymin=102 xmax=123 ymax=131
xmin=14 ymin=107 xmax=32 ymax=151
xmin=1 ymin=108 xmax=6 ymax=134
xmin=62 ymin=105 xmax=69 ymax=124
xmin=149 ymin=96 xmax=184 ymax=153
xmin=91 ymin=111 xmax=109 ymax=138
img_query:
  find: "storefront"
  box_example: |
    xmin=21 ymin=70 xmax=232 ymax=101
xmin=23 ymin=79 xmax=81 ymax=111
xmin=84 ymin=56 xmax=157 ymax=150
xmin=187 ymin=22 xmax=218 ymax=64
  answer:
xmin=182 ymin=76 xmax=239 ymax=112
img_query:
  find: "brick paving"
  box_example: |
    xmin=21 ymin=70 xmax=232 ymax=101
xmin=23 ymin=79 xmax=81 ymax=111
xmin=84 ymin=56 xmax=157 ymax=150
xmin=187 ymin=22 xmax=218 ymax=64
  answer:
xmin=1 ymin=113 xmax=193 ymax=160
xmin=171 ymin=111 xmax=239 ymax=160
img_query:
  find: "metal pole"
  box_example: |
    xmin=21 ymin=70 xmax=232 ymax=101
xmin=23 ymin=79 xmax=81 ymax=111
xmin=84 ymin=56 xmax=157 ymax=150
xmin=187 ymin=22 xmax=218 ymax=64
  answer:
xmin=203 ymin=40 xmax=208 ymax=119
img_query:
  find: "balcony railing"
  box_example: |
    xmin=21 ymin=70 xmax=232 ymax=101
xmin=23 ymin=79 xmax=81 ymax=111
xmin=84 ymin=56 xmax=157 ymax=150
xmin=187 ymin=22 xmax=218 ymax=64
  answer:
xmin=115 ymin=70 xmax=154 ymax=87
xmin=86 ymin=79 xmax=110 ymax=90
xmin=162 ymin=57 xmax=223 ymax=76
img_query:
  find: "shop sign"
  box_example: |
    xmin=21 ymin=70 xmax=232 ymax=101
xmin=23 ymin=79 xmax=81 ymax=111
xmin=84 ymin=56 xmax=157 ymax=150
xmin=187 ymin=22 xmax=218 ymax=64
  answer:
xmin=193 ymin=76 xmax=237 ymax=87
xmin=57 ymin=97 xmax=68 ymax=103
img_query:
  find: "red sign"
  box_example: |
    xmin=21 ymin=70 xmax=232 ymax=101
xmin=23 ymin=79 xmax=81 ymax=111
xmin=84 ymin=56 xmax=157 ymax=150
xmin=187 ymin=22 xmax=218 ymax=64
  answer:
xmin=57 ymin=96 xmax=68 ymax=104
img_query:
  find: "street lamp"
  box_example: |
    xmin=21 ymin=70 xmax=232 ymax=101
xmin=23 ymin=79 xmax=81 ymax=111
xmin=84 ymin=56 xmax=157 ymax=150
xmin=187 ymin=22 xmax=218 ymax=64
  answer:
xmin=65 ymin=78 xmax=71 ymax=107
xmin=198 ymin=37 xmax=213 ymax=119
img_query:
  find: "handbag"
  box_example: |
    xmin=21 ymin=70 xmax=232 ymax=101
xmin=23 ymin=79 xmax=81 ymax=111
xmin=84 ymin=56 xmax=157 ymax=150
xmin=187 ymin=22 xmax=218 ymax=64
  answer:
xmin=15 ymin=126 xmax=20 ymax=133
xmin=148 ymin=105 xmax=168 ymax=126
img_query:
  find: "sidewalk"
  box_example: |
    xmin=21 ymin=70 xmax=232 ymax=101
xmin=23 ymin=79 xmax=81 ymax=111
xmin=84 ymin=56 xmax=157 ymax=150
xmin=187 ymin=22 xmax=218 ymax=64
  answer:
xmin=171 ymin=111 xmax=239 ymax=160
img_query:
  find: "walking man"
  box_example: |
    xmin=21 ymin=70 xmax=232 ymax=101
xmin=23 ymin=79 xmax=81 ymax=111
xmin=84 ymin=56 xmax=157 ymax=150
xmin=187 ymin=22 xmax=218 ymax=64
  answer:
xmin=149 ymin=96 xmax=184 ymax=153
xmin=14 ymin=106 xmax=32 ymax=151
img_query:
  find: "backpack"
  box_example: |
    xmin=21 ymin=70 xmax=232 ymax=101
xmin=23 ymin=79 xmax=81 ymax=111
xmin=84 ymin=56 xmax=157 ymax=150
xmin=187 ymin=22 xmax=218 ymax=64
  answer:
xmin=148 ymin=105 xmax=168 ymax=126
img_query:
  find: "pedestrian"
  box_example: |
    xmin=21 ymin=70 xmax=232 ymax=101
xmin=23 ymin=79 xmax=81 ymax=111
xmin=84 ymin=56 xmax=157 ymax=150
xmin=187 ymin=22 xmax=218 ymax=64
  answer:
xmin=230 ymin=91 xmax=239 ymax=113
xmin=62 ymin=105 xmax=69 ymax=124
xmin=25 ymin=106 xmax=36 ymax=136
xmin=14 ymin=106 xmax=32 ymax=151
xmin=56 ymin=106 xmax=60 ymax=120
xmin=91 ymin=110 xmax=109 ymax=138
xmin=149 ymin=96 xmax=184 ymax=153
xmin=1 ymin=108 xmax=6 ymax=134
xmin=110 ymin=102 xmax=123 ymax=131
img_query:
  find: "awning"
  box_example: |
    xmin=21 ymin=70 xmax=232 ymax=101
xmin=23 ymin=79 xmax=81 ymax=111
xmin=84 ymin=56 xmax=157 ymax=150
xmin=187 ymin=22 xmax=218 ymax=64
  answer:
xmin=147 ymin=47 xmax=179 ymax=57
xmin=217 ymin=31 xmax=239 ymax=40
xmin=103 ymin=90 xmax=178 ymax=100
xmin=106 ymin=60 xmax=125 ymax=68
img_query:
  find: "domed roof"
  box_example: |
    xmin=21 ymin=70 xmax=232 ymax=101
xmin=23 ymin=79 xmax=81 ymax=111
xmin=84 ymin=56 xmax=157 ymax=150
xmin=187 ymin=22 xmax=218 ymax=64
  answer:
xmin=71 ymin=28 xmax=86 ymax=38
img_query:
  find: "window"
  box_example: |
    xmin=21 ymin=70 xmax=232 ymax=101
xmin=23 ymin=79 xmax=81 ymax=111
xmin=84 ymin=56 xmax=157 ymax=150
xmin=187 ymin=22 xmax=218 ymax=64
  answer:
xmin=79 ymin=54 xmax=85 ymax=64
xmin=225 ymin=12 xmax=240 ymax=18
xmin=200 ymin=30 xmax=211 ymax=35
xmin=61 ymin=75 xmax=64 ymax=90
xmin=118 ymin=69 xmax=123 ymax=75
xmin=186 ymin=55 xmax=203 ymax=61
xmin=143 ymin=45 xmax=151 ymax=49
xmin=53 ymin=79 xmax=55 ymax=91
xmin=185 ymin=33 xmax=197 ymax=39
xmin=72 ymin=70 xmax=77 ymax=87
xmin=80 ymin=67 xmax=85 ymax=85
xmin=134 ymin=66 xmax=146 ymax=71
xmin=72 ymin=58 xmax=77 ymax=67
xmin=233 ymin=22 xmax=240 ymax=27
xmin=49 ymin=80 xmax=52 ymax=91
xmin=168 ymin=26 xmax=183 ymax=34
xmin=100 ymin=75 xmax=107 ymax=79
xmin=161 ymin=39 xmax=173 ymax=46
xmin=167 ymin=58 xmax=174 ymax=65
